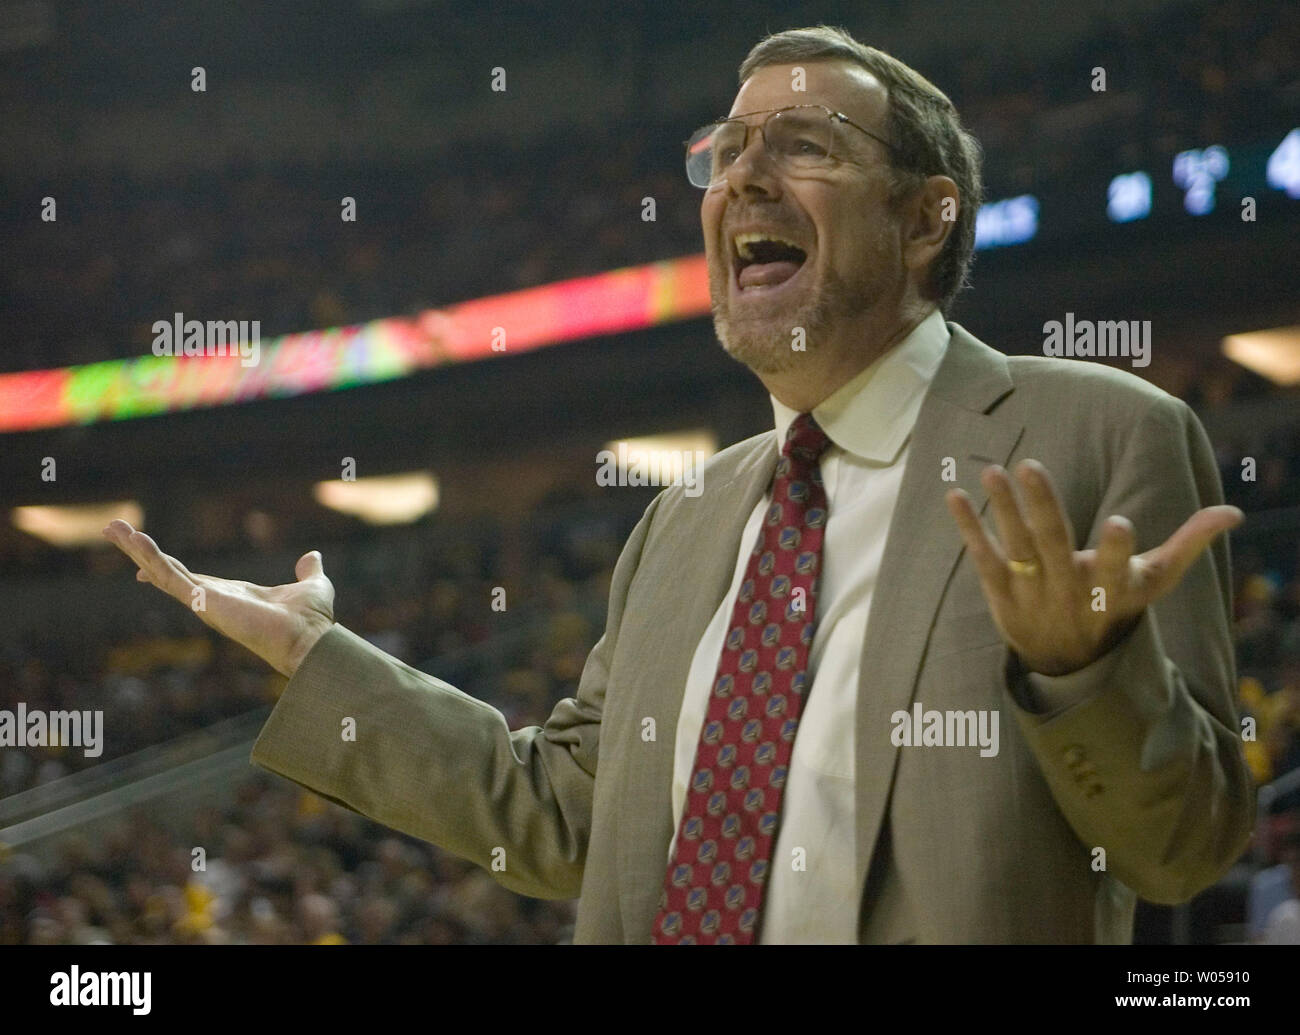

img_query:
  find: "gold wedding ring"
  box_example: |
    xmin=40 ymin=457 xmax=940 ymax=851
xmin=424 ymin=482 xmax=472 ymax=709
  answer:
xmin=1007 ymin=557 xmax=1041 ymax=577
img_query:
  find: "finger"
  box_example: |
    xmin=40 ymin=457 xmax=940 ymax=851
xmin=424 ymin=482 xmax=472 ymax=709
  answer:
xmin=104 ymin=523 xmax=196 ymax=586
xmin=1094 ymin=515 xmax=1136 ymax=590
xmin=163 ymin=553 xmax=197 ymax=581
xmin=981 ymin=466 xmax=1037 ymax=570
xmin=122 ymin=529 xmax=196 ymax=601
xmin=1015 ymin=460 xmax=1076 ymax=580
xmin=295 ymin=550 xmax=324 ymax=581
xmin=103 ymin=519 xmax=150 ymax=568
xmin=946 ymin=488 xmax=1011 ymax=601
xmin=1136 ymin=505 xmax=1243 ymax=600
xmin=102 ymin=518 xmax=139 ymax=549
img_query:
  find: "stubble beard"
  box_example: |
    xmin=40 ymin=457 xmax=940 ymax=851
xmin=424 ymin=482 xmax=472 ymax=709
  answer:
xmin=710 ymin=265 xmax=871 ymax=374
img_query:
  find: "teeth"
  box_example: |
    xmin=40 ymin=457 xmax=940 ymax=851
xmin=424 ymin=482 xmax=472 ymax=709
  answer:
xmin=733 ymin=231 xmax=803 ymax=261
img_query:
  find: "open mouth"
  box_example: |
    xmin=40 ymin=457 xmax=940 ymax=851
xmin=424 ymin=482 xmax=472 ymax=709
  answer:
xmin=732 ymin=232 xmax=808 ymax=291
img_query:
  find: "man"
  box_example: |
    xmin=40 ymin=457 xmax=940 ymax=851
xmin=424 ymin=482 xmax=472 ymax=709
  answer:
xmin=104 ymin=26 xmax=1254 ymax=943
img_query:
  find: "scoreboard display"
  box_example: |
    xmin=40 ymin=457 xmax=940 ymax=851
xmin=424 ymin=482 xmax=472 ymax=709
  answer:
xmin=974 ymin=128 xmax=1300 ymax=249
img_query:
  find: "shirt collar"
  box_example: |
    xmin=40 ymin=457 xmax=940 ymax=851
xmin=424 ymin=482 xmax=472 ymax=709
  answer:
xmin=770 ymin=308 xmax=950 ymax=464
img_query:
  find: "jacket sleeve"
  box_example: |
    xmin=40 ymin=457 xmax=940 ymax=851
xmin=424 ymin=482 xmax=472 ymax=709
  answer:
xmin=249 ymin=491 xmax=665 ymax=900
xmin=1003 ymin=392 xmax=1255 ymax=904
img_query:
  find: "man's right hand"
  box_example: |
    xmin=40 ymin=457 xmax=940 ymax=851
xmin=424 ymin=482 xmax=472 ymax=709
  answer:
xmin=102 ymin=519 xmax=335 ymax=678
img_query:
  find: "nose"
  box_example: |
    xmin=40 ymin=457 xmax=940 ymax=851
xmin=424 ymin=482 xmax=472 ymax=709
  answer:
xmin=720 ymin=127 xmax=782 ymax=197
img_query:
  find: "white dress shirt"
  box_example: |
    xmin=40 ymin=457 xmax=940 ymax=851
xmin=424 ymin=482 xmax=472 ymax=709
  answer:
xmin=668 ymin=309 xmax=951 ymax=943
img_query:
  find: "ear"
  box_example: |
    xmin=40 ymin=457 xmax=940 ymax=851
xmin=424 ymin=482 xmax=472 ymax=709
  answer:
xmin=901 ymin=174 xmax=959 ymax=279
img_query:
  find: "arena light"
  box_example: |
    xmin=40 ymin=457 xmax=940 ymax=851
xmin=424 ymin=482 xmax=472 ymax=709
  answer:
xmin=973 ymin=195 xmax=1039 ymax=250
xmin=1222 ymin=326 xmax=1300 ymax=386
xmin=1107 ymin=171 xmax=1152 ymax=223
xmin=1266 ymin=129 xmax=1300 ymax=198
xmin=13 ymin=501 xmax=144 ymax=547
xmin=1173 ymin=145 xmax=1229 ymax=214
xmin=313 ymin=472 xmax=439 ymax=525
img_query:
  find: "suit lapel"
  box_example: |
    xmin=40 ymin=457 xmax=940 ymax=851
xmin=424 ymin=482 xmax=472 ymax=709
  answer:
xmin=852 ymin=322 xmax=1023 ymax=906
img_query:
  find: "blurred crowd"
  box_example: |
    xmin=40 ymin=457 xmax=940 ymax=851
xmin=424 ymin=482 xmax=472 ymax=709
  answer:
xmin=1 ymin=497 xmax=626 ymax=797
xmin=3 ymin=0 xmax=1297 ymax=373
xmin=2 ymin=776 xmax=578 ymax=945
xmin=948 ymin=0 xmax=1298 ymax=185
xmin=1215 ymin=424 xmax=1300 ymax=514
xmin=0 ymin=502 xmax=626 ymax=944
xmin=1234 ymin=556 xmax=1300 ymax=813
xmin=2 ymin=143 xmax=699 ymax=373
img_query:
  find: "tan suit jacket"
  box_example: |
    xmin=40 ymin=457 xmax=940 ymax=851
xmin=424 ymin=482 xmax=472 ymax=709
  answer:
xmin=251 ymin=321 xmax=1255 ymax=943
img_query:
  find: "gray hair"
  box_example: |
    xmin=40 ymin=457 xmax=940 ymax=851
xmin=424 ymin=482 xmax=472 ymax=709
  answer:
xmin=738 ymin=25 xmax=983 ymax=314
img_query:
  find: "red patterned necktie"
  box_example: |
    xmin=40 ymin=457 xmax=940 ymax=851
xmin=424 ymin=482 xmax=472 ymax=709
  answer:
xmin=653 ymin=412 xmax=831 ymax=944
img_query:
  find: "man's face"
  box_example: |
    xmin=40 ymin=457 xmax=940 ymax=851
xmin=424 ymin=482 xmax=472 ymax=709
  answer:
xmin=701 ymin=60 xmax=905 ymax=375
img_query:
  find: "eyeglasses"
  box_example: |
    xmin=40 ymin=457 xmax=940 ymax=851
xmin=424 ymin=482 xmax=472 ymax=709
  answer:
xmin=684 ymin=104 xmax=899 ymax=189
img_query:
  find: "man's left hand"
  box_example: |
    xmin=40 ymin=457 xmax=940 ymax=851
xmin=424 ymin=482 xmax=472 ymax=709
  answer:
xmin=945 ymin=459 xmax=1242 ymax=677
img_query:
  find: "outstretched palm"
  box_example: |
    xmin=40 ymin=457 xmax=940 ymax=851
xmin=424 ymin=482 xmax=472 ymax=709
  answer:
xmin=102 ymin=519 xmax=335 ymax=677
xmin=945 ymin=459 xmax=1242 ymax=677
